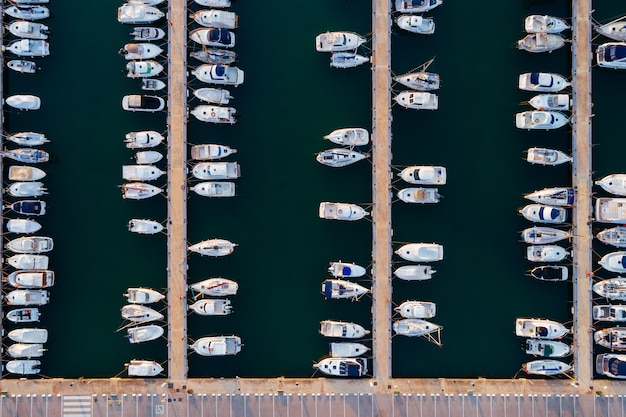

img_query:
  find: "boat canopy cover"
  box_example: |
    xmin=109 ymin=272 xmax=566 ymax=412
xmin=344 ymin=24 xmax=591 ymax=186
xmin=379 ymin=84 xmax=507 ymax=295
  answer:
xmin=606 ymin=44 xmax=626 ymax=62
xmin=344 ymin=361 xmax=361 ymax=376
xmin=209 ymin=28 xmax=230 ymax=43
xmin=538 ymin=206 xmax=560 ymax=220
xmin=214 ymin=65 xmax=226 ymax=76
xmin=621 ymin=256 xmax=626 ymax=269
xmin=342 ymin=266 xmax=352 ymax=276
xmin=609 ymin=357 xmax=626 ymax=376
xmin=537 ymin=326 xmax=548 ymax=337
xmin=15 ymin=201 xmax=42 ymax=214
xmin=543 ymin=344 xmax=554 ymax=356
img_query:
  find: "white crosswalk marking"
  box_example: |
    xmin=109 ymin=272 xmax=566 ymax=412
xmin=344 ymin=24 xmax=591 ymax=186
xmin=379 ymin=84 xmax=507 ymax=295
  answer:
xmin=63 ymin=395 xmax=91 ymax=417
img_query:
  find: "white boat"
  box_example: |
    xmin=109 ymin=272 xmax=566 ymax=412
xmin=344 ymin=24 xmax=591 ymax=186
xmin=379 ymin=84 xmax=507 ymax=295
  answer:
xmin=395 ymin=15 xmax=435 ymax=34
xmin=194 ymin=0 xmax=231 ymax=7
xmin=521 ymin=226 xmax=571 ymax=244
xmin=526 ymin=245 xmax=568 ymax=262
xmin=393 ymin=319 xmax=442 ymax=337
xmin=528 ymin=266 xmax=569 ymax=281
xmin=7 ymin=181 xmax=47 ymax=197
xmin=190 ymin=278 xmax=238 ymax=296
xmin=524 ymin=15 xmax=570 ymax=33
xmin=328 ymin=262 xmax=366 ymax=278
xmin=395 ymin=0 xmax=442 ymax=12
xmin=6 ymin=289 xmax=49 ymax=305
xmin=525 ymin=339 xmax=571 ymax=357
xmin=134 ymin=150 xmax=163 ymax=164
xmin=120 ymin=43 xmax=163 ymax=60
xmin=518 ymin=72 xmax=570 ymax=92
xmin=399 ymin=165 xmax=446 ymax=184
xmin=191 ymin=144 xmax=237 ymax=160
xmin=595 ymin=327 xmax=626 ymax=351
xmin=5 ymin=94 xmax=41 ymax=110
xmin=190 ymin=48 xmax=237 ymax=64
xmin=190 ymin=181 xmax=235 ymax=197
xmin=6 ymin=360 xmax=40 ymax=375
xmin=7 ymin=270 xmax=54 ymax=288
xmin=395 ymin=91 xmax=438 ymax=110
xmin=515 ymin=111 xmax=569 ymax=130
xmin=6 ymin=308 xmax=40 ymax=323
xmin=7 ymin=59 xmax=37 ymax=74
xmin=394 ymin=58 xmax=440 ymax=91
xmin=315 ymin=31 xmax=366 ymax=52
xmin=128 ymin=0 xmax=166 ymax=6
xmin=192 ymin=162 xmax=240 ymax=180
xmin=8 ymin=166 xmax=46 ymax=181
xmin=5 ymin=6 xmax=49 ymax=21
xmin=126 ymin=60 xmax=164 ymax=78
xmin=330 ymin=52 xmax=369 ymax=69
xmin=121 ymin=183 xmax=162 ymax=200
xmin=319 ymin=320 xmax=369 ymax=338
xmin=316 ymin=148 xmax=369 ymax=167
xmin=125 ymin=130 xmax=164 ymax=149
xmin=128 ymin=219 xmax=164 ymax=234
xmin=127 ymin=360 xmax=163 ymax=377
xmin=395 ymin=300 xmax=436 ymax=318
xmin=593 ymin=305 xmax=626 ymax=322
xmin=8 ymin=254 xmax=49 ymax=270
xmin=596 ymin=198 xmax=626 ymax=224
xmin=193 ymin=88 xmax=233 ymax=104
xmin=190 ymin=336 xmax=242 ymax=356
xmin=597 ymin=42 xmax=626 ymax=69
xmin=117 ymin=4 xmax=164 ymax=24
xmin=519 ymin=204 xmax=568 ymax=224
xmin=10 ymin=200 xmax=47 ymax=216
xmin=189 ymin=299 xmax=232 ymax=316
xmin=518 ymin=33 xmax=566 ymax=53
xmin=524 ymin=187 xmax=574 ymax=206
xmin=191 ymin=105 xmax=236 ymax=124
xmin=8 ymin=328 xmax=47 ymax=343
xmin=8 ymin=21 xmax=49 ymax=39
xmin=6 ymin=236 xmax=53 ymax=253
xmin=597 ymin=227 xmax=626 ymax=248
xmin=190 ymin=9 xmax=238 ymax=28
xmin=523 ymin=360 xmax=571 ymax=376
xmin=515 ymin=318 xmax=568 ymax=339
xmin=189 ymin=28 xmax=235 ymax=48
xmin=4 ymin=39 xmax=49 ymax=57
xmin=7 ymin=219 xmax=42 ymax=234
xmin=122 ymin=94 xmax=165 ymax=112
xmin=397 ymin=188 xmax=441 ymax=204
xmin=395 ymin=243 xmax=443 ymax=262
xmin=528 ymin=94 xmax=570 ymax=111
xmin=8 ymin=343 xmax=45 ymax=358
xmin=594 ymin=278 xmax=626 ymax=301
xmin=318 ymin=202 xmax=369 ymax=221
xmin=131 ymin=27 xmax=166 ymax=41
xmin=323 ymin=128 xmax=369 ymax=146
xmin=313 ymin=357 xmax=367 ymax=377
xmin=7 ymin=0 xmax=50 ymax=4
xmin=329 ymin=342 xmax=369 ymax=358
xmin=188 ymin=238 xmax=237 ymax=256
xmin=7 ymin=131 xmax=48 ymax=146
xmin=321 ymin=279 xmax=369 ymax=300
xmin=596 ymin=174 xmax=626 ymax=196
xmin=122 ymin=165 xmax=165 ymax=181
xmin=125 ymin=287 xmax=165 ymax=304
xmin=2 ymin=148 xmax=49 ymax=163
xmin=596 ymin=353 xmax=626 ymax=379
xmin=192 ymin=64 xmax=244 ymax=87
xmin=599 ymin=252 xmax=626 ymax=273
xmin=121 ymin=304 xmax=164 ymax=323
xmin=596 ymin=18 xmax=626 ymax=41
xmin=526 ymin=147 xmax=571 ymax=166
xmin=126 ymin=325 xmax=164 ymax=343
xmin=393 ymin=265 xmax=435 ymax=281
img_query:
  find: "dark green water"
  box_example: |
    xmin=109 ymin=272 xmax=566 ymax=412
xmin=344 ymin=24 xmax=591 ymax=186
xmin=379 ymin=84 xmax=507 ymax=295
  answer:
xmin=3 ymin=0 xmax=623 ymax=379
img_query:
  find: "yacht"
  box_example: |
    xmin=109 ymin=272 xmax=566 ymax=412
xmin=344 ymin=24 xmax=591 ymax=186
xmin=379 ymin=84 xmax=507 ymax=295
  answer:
xmin=393 ymin=319 xmax=442 ymax=337
xmin=8 ymin=21 xmax=49 ymax=39
xmin=7 ymin=131 xmax=48 ymax=146
xmin=5 ymin=94 xmax=41 ymax=110
xmin=8 ymin=328 xmax=48 ymax=343
xmin=125 ymin=130 xmax=164 ymax=149
xmin=524 ymin=15 xmax=570 ymax=33
xmin=188 ymin=238 xmax=237 ymax=256
xmin=190 ymin=335 xmax=242 ymax=356
xmin=521 ymin=226 xmax=571 ymax=244
xmin=7 ymin=181 xmax=47 ymax=197
xmin=316 ymin=148 xmax=369 ymax=167
xmin=190 ymin=182 xmax=236 ymax=198
xmin=597 ymin=227 xmax=626 ymax=248
xmin=125 ymin=288 xmax=165 ymax=304
xmin=324 ymin=128 xmax=369 ymax=146
xmin=318 ymin=202 xmax=369 ymax=221
xmin=523 ymin=360 xmax=571 ymax=376
xmin=192 ymin=162 xmax=240 ymax=180
xmin=596 ymin=17 xmax=626 ymax=41
xmin=121 ymin=304 xmax=164 ymax=323
xmin=596 ymin=198 xmax=626 ymax=223
xmin=398 ymin=165 xmax=446 ymax=184
xmin=2 ymin=148 xmax=49 ymax=163
xmin=127 ymin=360 xmax=163 ymax=377
xmin=526 ymin=245 xmax=568 ymax=262
xmin=518 ymin=33 xmax=566 ymax=53
xmin=515 ymin=111 xmax=569 ymax=130
xmin=126 ymin=325 xmax=164 ymax=343
xmin=121 ymin=183 xmax=162 ymax=200
xmin=134 ymin=150 xmax=163 ymax=164
xmin=328 ymin=261 xmax=366 ymax=278
xmin=189 ymin=299 xmax=233 ymax=316
xmin=7 ymin=59 xmax=37 ymax=74
xmin=395 ymin=300 xmax=436 ymax=319
xmin=120 ymin=43 xmax=162 ymax=60
xmin=192 ymin=64 xmax=244 ymax=86
xmin=528 ymin=265 xmax=569 ymax=282
xmin=9 ymin=166 xmax=46 ymax=181
xmin=525 ymin=339 xmax=571 ymax=357
xmin=597 ymin=42 xmax=626 ymax=69
xmin=593 ymin=305 xmax=626 ymax=322
xmin=528 ymin=94 xmax=571 ymax=111
xmin=393 ymin=58 xmax=440 ymax=90
xmin=190 ymin=48 xmax=237 ymax=64
xmin=596 ymin=353 xmax=626 ymax=379
xmin=394 ymin=91 xmax=438 ymax=110
xmin=128 ymin=219 xmax=164 ymax=234
xmin=122 ymin=95 xmax=165 ymax=112
xmin=190 ymin=105 xmax=236 ymax=124
xmin=194 ymin=0 xmax=231 ymax=7
xmin=131 ymin=27 xmax=166 ymax=41
xmin=126 ymin=60 xmax=164 ymax=78
xmin=191 ymin=144 xmax=237 ymax=160
xmin=599 ymin=252 xmax=626 ymax=273
xmin=395 ymin=15 xmax=435 ymax=34
xmin=397 ymin=187 xmax=441 ymax=204
xmin=321 ymin=279 xmax=369 ymax=300
xmin=189 ymin=28 xmax=235 ymax=47
xmin=6 ymin=236 xmax=53 ymax=254
xmin=395 ymin=243 xmax=443 ymax=262
xmin=9 ymin=200 xmax=46 ymax=216
xmin=330 ymin=52 xmax=369 ymax=69
xmin=319 ymin=320 xmax=370 ymax=338
xmin=524 ymin=187 xmax=574 ymax=206
xmin=519 ymin=204 xmax=568 ymax=224
xmin=596 ymin=174 xmax=626 ymax=196
xmin=7 ymin=343 xmax=45 ymax=358
xmin=122 ymin=165 xmax=165 ymax=181
xmin=329 ymin=342 xmax=369 ymax=358
xmin=5 ymin=39 xmax=49 ymax=57
xmin=515 ymin=318 xmax=569 ymax=339
xmin=518 ymin=72 xmax=570 ymax=92
xmin=117 ymin=4 xmax=164 ymax=24
xmin=593 ymin=278 xmax=626 ymax=301
xmin=7 ymin=270 xmax=55 ymax=288
xmin=6 ymin=308 xmax=41 ymax=323
xmin=6 ymin=219 xmax=42 ymax=234
xmin=526 ymin=147 xmax=572 ymax=166
xmin=5 ymin=6 xmax=50 ymax=20
xmin=190 ymin=278 xmax=238 ymax=296
xmin=393 ymin=265 xmax=435 ymax=280
xmin=193 ymin=88 xmax=233 ymax=105
xmin=6 ymin=360 xmax=40 ymax=375
xmin=315 ymin=31 xmax=366 ymax=52
xmin=7 ymin=254 xmax=49 ymax=270
xmin=313 ymin=357 xmax=367 ymax=377
xmin=190 ymin=9 xmax=238 ymax=28
xmin=595 ymin=327 xmax=626 ymax=350
xmin=6 ymin=289 xmax=49 ymax=306
xmin=395 ymin=0 xmax=443 ymax=13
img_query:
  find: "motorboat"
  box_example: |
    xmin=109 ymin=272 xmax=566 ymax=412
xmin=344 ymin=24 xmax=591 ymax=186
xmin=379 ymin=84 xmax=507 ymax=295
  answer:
xmin=194 ymin=0 xmax=231 ymax=7
xmin=526 ymin=245 xmax=568 ymax=262
xmin=319 ymin=320 xmax=369 ymax=338
xmin=7 ymin=0 xmax=50 ymax=4
xmin=121 ymin=183 xmax=162 ymax=200
xmin=395 ymin=0 xmax=442 ymax=13
xmin=318 ymin=202 xmax=369 ymax=221
xmin=134 ymin=150 xmax=163 ymax=164
xmin=6 ymin=236 xmax=53 ymax=253
xmin=599 ymin=252 xmax=626 ymax=273
xmin=6 ymin=289 xmax=49 ymax=306
xmin=394 ymin=91 xmax=438 ymax=110
xmin=523 ymin=360 xmax=571 ymax=376
xmin=595 ymin=327 xmax=626 ymax=350
xmin=313 ymin=357 xmax=367 ymax=377
xmin=524 ymin=187 xmax=574 ymax=206
xmin=321 ymin=279 xmax=369 ymax=300
xmin=596 ymin=353 xmax=626 ymax=379
xmin=131 ymin=27 xmax=166 ymax=41
xmin=120 ymin=43 xmax=163 ymax=60
xmin=7 ymin=59 xmax=37 ymax=74
xmin=190 ymin=9 xmax=238 ymax=29
xmin=328 ymin=261 xmax=366 ymax=278
xmin=515 ymin=318 xmax=569 ymax=339
xmin=329 ymin=342 xmax=369 ymax=358
xmin=9 ymin=166 xmax=46 ymax=181
xmin=528 ymin=94 xmax=570 ymax=111
xmin=8 ymin=21 xmax=49 ymax=39
xmin=518 ymin=33 xmax=566 ymax=53
xmin=189 ymin=28 xmax=235 ymax=48
xmin=330 ymin=52 xmax=369 ymax=69
xmin=6 ymin=360 xmax=40 ymax=375
xmin=121 ymin=304 xmax=164 ymax=323
xmin=316 ymin=148 xmax=369 ymax=167
xmin=188 ymin=238 xmax=237 ymax=256
xmin=127 ymin=360 xmax=163 ymax=377
xmin=596 ymin=17 xmax=626 ymax=41
xmin=521 ymin=226 xmax=571 ymax=244
xmin=190 ymin=278 xmax=238 ymax=296
xmin=393 ymin=265 xmax=435 ymax=281
xmin=315 ymin=31 xmax=366 ymax=52
xmin=8 ymin=343 xmax=45 ymax=358
xmin=125 ymin=131 xmax=164 ymax=149
xmin=141 ymin=78 xmax=166 ymax=91
xmin=190 ymin=181 xmax=236 ymax=197
xmin=395 ymin=15 xmax=435 ymax=34
xmin=528 ymin=265 xmax=569 ymax=282
xmin=117 ymin=4 xmax=164 ymax=24
xmin=126 ymin=60 xmax=164 ymax=78
xmin=128 ymin=219 xmax=164 ymax=234
xmin=596 ymin=174 xmax=626 ymax=196
xmin=122 ymin=165 xmax=165 ymax=181
xmin=4 ymin=39 xmax=49 ymax=57
xmin=515 ymin=111 xmax=569 ymax=130
xmin=397 ymin=187 xmax=441 ymax=204
xmin=399 ymin=166 xmax=446 ymax=184
xmin=519 ymin=204 xmax=568 ymax=224
xmin=524 ymin=15 xmax=570 ymax=33
xmin=192 ymin=64 xmax=244 ymax=86
xmin=128 ymin=0 xmax=166 ymax=6
xmin=7 ymin=181 xmax=47 ymax=197
xmin=596 ymin=198 xmax=626 ymax=223
xmin=393 ymin=319 xmax=442 ymax=337
xmin=191 ymin=105 xmax=236 ymax=124
xmin=395 ymin=243 xmax=443 ymax=262
xmin=5 ymin=94 xmax=41 ymax=110
xmin=189 ymin=299 xmax=232 ymax=316
xmin=593 ymin=305 xmax=626 ymax=322
xmin=125 ymin=287 xmax=165 ymax=304
xmin=8 ymin=328 xmax=47 ymax=343
xmin=193 ymin=87 xmax=233 ymax=104
xmin=190 ymin=335 xmax=242 ymax=356
xmin=395 ymin=300 xmax=436 ymax=319
xmin=191 ymin=144 xmax=237 ymax=160
xmin=122 ymin=95 xmax=165 ymax=112
xmin=597 ymin=42 xmax=626 ymax=69
xmin=518 ymin=72 xmax=570 ymax=92
xmin=190 ymin=48 xmax=237 ymax=64
xmin=7 ymin=254 xmax=49 ymax=270
xmin=2 ymin=148 xmax=49 ymax=163
xmin=9 ymin=200 xmax=46 ymax=216
xmin=126 ymin=325 xmax=164 ymax=343
xmin=323 ymin=128 xmax=369 ymax=146
xmin=7 ymin=219 xmax=42 ymax=234
xmin=526 ymin=147 xmax=572 ymax=166
xmin=525 ymin=339 xmax=571 ymax=357
xmin=192 ymin=161 xmax=240 ymax=180
xmin=597 ymin=227 xmax=626 ymax=248
xmin=593 ymin=278 xmax=626 ymax=301
xmin=7 ymin=270 xmax=55 ymax=288
xmin=6 ymin=308 xmax=40 ymax=323
xmin=5 ymin=6 xmax=49 ymax=21
xmin=6 ymin=131 xmax=48 ymax=146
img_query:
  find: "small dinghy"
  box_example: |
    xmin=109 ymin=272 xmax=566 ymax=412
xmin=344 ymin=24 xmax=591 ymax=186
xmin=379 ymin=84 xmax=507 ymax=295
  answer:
xmin=6 ymin=236 xmax=52 ymax=253
xmin=597 ymin=227 xmax=626 ymax=248
xmin=528 ymin=265 xmax=569 ymax=281
xmin=393 ymin=319 xmax=442 ymax=337
xmin=330 ymin=52 xmax=369 ymax=69
xmin=319 ymin=202 xmax=369 ymax=221
xmin=134 ymin=150 xmax=163 ymax=163
xmin=328 ymin=261 xmax=366 ymax=278
xmin=521 ymin=226 xmax=571 ymax=244
xmin=7 ymin=181 xmax=47 ymax=197
xmin=131 ymin=26 xmax=166 ymax=41
xmin=120 ymin=43 xmax=163 ymax=60
xmin=190 ymin=144 xmax=237 ymax=160
xmin=4 ymin=39 xmax=49 ymax=57
xmin=10 ymin=200 xmax=46 ymax=216
xmin=397 ymin=187 xmax=441 ymax=204
xmin=395 ymin=300 xmax=436 ymax=318
xmin=528 ymin=94 xmax=571 ymax=111
xmin=117 ymin=4 xmax=164 ymax=24
xmin=321 ymin=279 xmax=369 ymax=300
xmin=192 ymin=64 xmax=245 ymax=86
xmin=596 ymin=174 xmax=626 ymax=196
xmin=8 ymin=343 xmax=46 ymax=358
xmin=316 ymin=148 xmax=369 ymax=167
xmin=141 ymin=78 xmax=166 ymax=91
xmin=599 ymin=252 xmax=626 ymax=273
xmin=9 ymin=166 xmax=46 ymax=181
xmin=122 ymin=94 xmax=165 ymax=112
xmin=190 ymin=48 xmax=237 ymax=64
xmin=2 ymin=148 xmax=49 ymax=163
xmin=6 ymin=131 xmax=48 ymax=146
xmin=189 ymin=28 xmax=235 ymax=48
xmin=515 ymin=318 xmax=569 ymax=339
xmin=190 ymin=335 xmax=242 ymax=356
xmin=125 ymin=130 xmax=164 ymax=149
xmin=593 ymin=305 xmax=626 ymax=322
xmin=523 ymin=360 xmax=571 ymax=376
xmin=399 ymin=165 xmax=446 ymax=184
xmin=8 ymin=20 xmax=48 ymax=39
xmin=395 ymin=243 xmax=443 ymax=262
xmin=313 ymin=357 xmax=367 ymax=377
xmin=188 ymin=238 xmax=237 ymax=256
xmin=525 ymin=339 xmax=571 ymax=357
xmin=6 ymin=308 xmax=41 ymax=323
xmin=518 ymin=72 xmax=570 ymax=92
xmin=393 ymin=265 xmax=435 ymax=280
xmin=329 ymin=342 xmax=369 ymax=358
xmin=7 ymin=270 xmax=55 ymax=288
xmin=5 ymin=6 xmax=50 ymax=21
xmin=7 ymin=59 xmax=37 ymax=74
xmin=526 ymin=147 xmax=572 ymax=165
xmin=5 ymin=94 xmax=41 ymax=110
xmin=122 ymin=165 xmax=165 ymax=181
xmin=125 ymin=287 xmax=165 ymax=304
xmin=524 ymin=187 xmax=574 ymax=206
xmin=190 ymin=181 xmax=235 ymax=197
xmin=8 ymin=328 xmax=48 ymax=343
xmin=323 ymin=127 xmax=369 ymax=146
xmin=121 ymin=304 xmax=164 ymax=323
xmin=394 ymin=91 xmax=438 ymax=110
xmin=526 ymin=245 xmax=568 ymax=262
xmin=524 ymin=15 xmax=570 ymax=33
xmin=6 ymin=359 xmax=40 ymax=375
xmin=189 ymin=299 xmax=233 ymax=316
xmin=193 ymin=87 xmax=233 ymax=104
xmin=192 ymin=161 xmax=240 ymax=180
xmin=121 ymin=183 xmax=162 ymax=200
xmin=6 ymin=289 xmax=49 ymax=305
xmin=319 ymin=320 xmax=370 ymax=338
xmin=7 ymin=254 xmax=48 ymax=270
xmin=519 ymin=204 xmax=568 ymax=224
xmin=518 ymin=33 xmax=566 ymax=53
xmin=395 ymin=15 xmax=435 ymax=34
xmin=191 ymin=105 xmax=236 ymax=124
xmin=126 ymin=325 xmax=164 ymax=343
xmin=190 ymin=277 xmax=238 ymax=296
xmin=126 ymin=60 xmax=164 ymax=78
xmin=6 ymin=219 xmax=42 ymax=234
xmin=190 ymin=9 xmax=238 ymax=28
xmin=127 ymin=360 xmax=163 ymax=377
xmin=128 ymin=219 xmax=164 ymax=234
